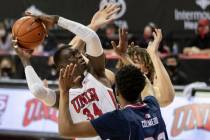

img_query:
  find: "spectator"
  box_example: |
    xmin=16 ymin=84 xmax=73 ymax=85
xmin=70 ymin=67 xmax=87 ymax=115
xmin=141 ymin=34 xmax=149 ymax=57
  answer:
xmin=138 ymin=23 xmax=155 ymax=48
xmin=164 ymin=55 xmax=188 ymax=85
xmin=184 ymin=19 xmax=210 ymax=55
xmin=45 ymin=56 xmax=58 ymax=80
xmin=0 ymin=57 xmax=16 ymax=79
xmin=138 ymin=23 xmax=168 ymax=53
xmin=100 ymin=23 xmax=118 ymax=49
xmin=0 ymin=23 xmax=12 ymax=53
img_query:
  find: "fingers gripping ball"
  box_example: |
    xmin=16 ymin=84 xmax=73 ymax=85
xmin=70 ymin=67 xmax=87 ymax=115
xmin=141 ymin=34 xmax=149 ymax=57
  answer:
xmin=12 ymin=16 xmax=47 ymax=50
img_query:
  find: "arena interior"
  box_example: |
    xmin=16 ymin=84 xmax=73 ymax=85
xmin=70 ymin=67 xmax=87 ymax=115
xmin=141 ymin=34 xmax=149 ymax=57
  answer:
xmin=0 ymin=0 xmax=210 ymax=140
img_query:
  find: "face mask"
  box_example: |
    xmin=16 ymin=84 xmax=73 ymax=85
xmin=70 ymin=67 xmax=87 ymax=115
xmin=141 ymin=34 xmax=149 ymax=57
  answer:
xmin=1 ymin=68 xmax=12 ymax=77
xmin=0 ymin=29 xmax=6 ymax=36
xmin=167 ymin=65 xmax=177 ymax=72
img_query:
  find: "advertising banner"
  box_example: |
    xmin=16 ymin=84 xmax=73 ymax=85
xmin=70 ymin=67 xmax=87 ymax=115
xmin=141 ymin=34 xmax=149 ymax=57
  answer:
xmin=0 ymin=87 xmax=210 ymax=140
xmin=161 ymin=96 xmax=210 ymax=140
xmin=0 ymin=88 xmax=58 ymax=133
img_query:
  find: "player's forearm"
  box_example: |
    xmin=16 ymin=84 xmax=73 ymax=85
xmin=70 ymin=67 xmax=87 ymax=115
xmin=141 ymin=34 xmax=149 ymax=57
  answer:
xmin=57 ymin=17 xmax=103 ymax=57
xmin=25 ymin=66 xmax=56 ymax=106
xmin=59 ymin=91 xmax=97 ymax=138
xmin=58 ymin=91 xmax=76 ymax=137
xmin=69 ymin=24 xmax=98 ymax=52
xmin=149 ymin=53 xmax=175 ymax=106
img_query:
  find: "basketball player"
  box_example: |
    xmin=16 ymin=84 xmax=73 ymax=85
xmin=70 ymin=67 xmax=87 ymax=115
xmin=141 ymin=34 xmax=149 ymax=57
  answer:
xmin=112 ymin=28 xmax=175 ymax=107
xmin=14 ymin=4 xmax=119 ymax=140
xmin=58 ymin=64 xmax=168 ymax=140
xmin=67 ymin=4 xmax=118 ymax=86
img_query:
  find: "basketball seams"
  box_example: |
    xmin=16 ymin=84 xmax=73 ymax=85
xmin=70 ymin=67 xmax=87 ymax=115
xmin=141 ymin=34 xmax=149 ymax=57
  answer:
xmin=18 ymin=37 xmax=44 ymax=44
xmin=17 ymin=21 xmax=44 ymax=38
xmin=18 ymin=26 xmax=45 ymax=43
xmin=16 ymin=17 xmax=32 ymax=37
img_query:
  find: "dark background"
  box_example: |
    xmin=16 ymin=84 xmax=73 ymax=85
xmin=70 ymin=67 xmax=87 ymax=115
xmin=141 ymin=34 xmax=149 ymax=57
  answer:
xmin=1 ymin=0 xmax=209 ymax=36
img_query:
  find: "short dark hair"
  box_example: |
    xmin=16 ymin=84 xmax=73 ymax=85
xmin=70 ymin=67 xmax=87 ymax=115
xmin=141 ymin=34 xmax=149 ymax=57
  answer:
xmin=53 ymin=45 xmax=74 ymax=69
xmin=115 ymin=65 xmax=146 ymax=102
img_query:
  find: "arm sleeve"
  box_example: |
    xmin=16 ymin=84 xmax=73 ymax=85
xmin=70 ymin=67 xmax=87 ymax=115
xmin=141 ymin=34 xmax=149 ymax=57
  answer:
xmin=57 ymin=17 xmax=103 ymax=57
xmin=25 ymin=66 xmax=56 ymax=106
xmin=90 ymin=111 xmax=128 ymax=139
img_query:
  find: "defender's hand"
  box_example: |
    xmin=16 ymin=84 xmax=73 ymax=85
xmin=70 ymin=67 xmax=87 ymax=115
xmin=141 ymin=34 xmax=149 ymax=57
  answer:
xmin=147 ymin=29 xmax=162 ymax=55
xmin=90 ymin=4 xmax=120 ymax=30
xmin=59 ymin=64 xmax=81 ymax=94
xmin=112 ymin=28 xmax=128 ymax=56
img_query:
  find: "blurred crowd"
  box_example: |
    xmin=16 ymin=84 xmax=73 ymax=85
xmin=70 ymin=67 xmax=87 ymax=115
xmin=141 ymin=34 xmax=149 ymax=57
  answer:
xmin=1 ymin=18 xmax=210 ymax=85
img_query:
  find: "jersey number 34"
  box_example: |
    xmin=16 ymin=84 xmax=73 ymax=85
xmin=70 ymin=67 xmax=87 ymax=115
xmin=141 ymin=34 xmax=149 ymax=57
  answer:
xmin=83 ymin=103 xmax=102 ymax=120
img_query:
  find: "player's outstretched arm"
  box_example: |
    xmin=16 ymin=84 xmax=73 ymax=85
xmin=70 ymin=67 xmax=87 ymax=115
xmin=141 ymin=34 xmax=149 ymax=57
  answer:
xmin=12 ymin=41 xmax=57 ymax=107
xmin=27 ymin=9 xmax=120 ymax=78
xmin=58 ymin=64 xmax=97 ymax=138
xmin=147 ymin=29 xmax=175 ymax=107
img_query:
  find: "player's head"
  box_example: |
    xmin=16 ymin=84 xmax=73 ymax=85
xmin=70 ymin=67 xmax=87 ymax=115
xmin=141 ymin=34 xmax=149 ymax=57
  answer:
xmin=117 ymin=46 xmax=154 ymax=82
xmin=115 ymin=65 xmax=146 ymax=104
xmin=54 ymin=45 xmax=87 ymax=76
xmin=128 ymin=46 xmax=154 ymax=83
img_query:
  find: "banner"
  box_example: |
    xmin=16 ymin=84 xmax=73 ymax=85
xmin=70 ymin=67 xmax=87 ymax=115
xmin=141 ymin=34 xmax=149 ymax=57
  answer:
xmin=0 ymin=88 xmax=58 ymax=133
xmin=161 ymin=96 xmax=210 ymax=140
xmin=0 ymin=87 xmax=210 ymax=140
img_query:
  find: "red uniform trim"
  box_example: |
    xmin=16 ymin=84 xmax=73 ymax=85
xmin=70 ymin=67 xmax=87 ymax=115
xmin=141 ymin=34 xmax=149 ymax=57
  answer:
xmin=107 ymin=90 xmax=118 ymax=109
xmin=124 ymin=103 xmax=146 ymax=109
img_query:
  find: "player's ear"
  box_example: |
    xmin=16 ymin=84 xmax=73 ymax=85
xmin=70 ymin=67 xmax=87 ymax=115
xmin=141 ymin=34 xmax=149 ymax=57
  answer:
xmin=116 ymin=89 xmax=120 ymax=97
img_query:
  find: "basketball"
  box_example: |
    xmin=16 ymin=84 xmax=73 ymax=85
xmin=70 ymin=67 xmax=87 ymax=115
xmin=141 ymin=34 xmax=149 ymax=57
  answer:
xmin=12 ymin=16 xmax=46 ymax=50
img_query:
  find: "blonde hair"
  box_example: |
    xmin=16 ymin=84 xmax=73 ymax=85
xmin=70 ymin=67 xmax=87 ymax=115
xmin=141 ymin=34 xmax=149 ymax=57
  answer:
xmin=116 ymin=46 xmax=155 ymax=83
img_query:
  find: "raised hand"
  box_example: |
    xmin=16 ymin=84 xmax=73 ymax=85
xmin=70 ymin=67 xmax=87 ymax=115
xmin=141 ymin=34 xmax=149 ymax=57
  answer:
xmin=111 ymin=28 xmax=128 ymax=56
xmin=147 ymin=29 xmax=162 ymax=55
xmin=59 ymin=64 xmax=81 ymax=94
xmin=25 ymin=11 xmax=59 ymax=30
xmin=90 ymin=4 xmax=120 ymax=30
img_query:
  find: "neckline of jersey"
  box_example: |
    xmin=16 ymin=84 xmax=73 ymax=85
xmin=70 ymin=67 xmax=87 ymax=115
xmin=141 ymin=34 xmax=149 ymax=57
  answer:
xmin=124 ymin=102 xmax=146 ymax=109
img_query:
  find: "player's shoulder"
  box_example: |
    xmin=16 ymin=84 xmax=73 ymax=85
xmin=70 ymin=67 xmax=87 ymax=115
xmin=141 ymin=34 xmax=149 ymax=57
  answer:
xmin=91 ymin=109 xmax=125 ymax=127
xmin=85 ymin=72 xmax=112 ymax=89
xmin=143 ymin=96 xmax=160 ymax=110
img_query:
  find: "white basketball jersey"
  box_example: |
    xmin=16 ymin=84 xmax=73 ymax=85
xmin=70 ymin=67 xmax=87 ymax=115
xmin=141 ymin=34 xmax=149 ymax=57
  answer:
xmin=69 ymin=72 xmax=117 ymax=140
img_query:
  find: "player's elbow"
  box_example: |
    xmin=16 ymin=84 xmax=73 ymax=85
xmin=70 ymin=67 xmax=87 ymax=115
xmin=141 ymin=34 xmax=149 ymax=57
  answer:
xmin=58 ymin=125 xmax=76 ymax=138
xmin=59 ymin=128 xmax=71 ymax=138
xmin=85 ymin=29 xmax=101 ymax=45
xmin=160 ymin=90 xmax=175 ymax=107
xmin=30 ymin=84 xmax=47 ymax=99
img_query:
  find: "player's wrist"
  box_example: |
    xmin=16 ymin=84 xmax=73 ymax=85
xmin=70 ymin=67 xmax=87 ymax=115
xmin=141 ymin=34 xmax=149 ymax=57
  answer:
xmin=60 ymin=90 xmax=69 ymax=101
xmin=21 ymin=59 xmax=31 ymax=68
xmin=60 ymin=88 xmax=69 ymax=95
xmin=88 ymin=24 xmax=99 ymax=31
xmin=53 ymin=15 xmax=59 ymax=24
